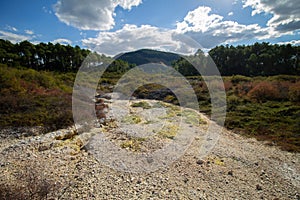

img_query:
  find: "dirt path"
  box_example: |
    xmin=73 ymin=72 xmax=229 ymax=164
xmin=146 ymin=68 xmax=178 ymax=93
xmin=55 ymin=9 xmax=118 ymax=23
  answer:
xmin=0 ymin=99 xmax=299 ymax=199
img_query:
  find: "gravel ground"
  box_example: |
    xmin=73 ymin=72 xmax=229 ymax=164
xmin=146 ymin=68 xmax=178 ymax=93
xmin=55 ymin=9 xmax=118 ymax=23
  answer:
xmin=0 ymin=100 xmax=299 ymax=199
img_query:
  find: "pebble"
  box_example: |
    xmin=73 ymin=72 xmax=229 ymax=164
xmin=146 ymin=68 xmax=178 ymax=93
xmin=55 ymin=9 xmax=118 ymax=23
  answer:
xmin=196 ymin=159 xmax=205 ymax=165
xmin=256 ymin=184 xmax=263 ymax=191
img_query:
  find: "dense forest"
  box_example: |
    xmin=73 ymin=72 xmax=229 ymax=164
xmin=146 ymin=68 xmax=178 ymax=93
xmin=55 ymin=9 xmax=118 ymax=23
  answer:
xmin=0 ymin=39 xmax=91 ymax=72
xmin=0 ymin=39 xmax=299 ymax=76
xmin=174 ymin=43 xmax=300 ymax=76
xmin=209 ymin=43 xmax=299 ymax=76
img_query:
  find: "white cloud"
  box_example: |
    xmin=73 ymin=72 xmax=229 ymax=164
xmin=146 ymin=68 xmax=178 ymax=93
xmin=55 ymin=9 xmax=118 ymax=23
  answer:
xmin=6 ymin=25 xmax=18 ymax=32
xmin=233 ymin=0 xmax=239 ymax=5
xmin=42 ymin=6 xmax=52 ymax=14
xmin=81 ymin=4 xmax=299 ymax=56
xmin=25 ymin=30 xmax=34 ymax=35
xmin=51 ymin=38 xmax=72 ymax=45
xmin=82 ymin=24 xmax=198 ymax=56
xmin=176 ymin=7 xmax=223 ymax=33
xmin=176 ymin=6 xmax=271 ymax=48
xmin=228 ymin=12 xmax=234 ymax=16
xmin=118 ymin=0 xmax=142 ymax=10
xmin=54 ymin=0 xmax=142 ymax=31
xmin=278 ymin=40 xmax=300 ymax=46
xmin=0 ymin=30 xmax=31 ymax=43
xmin=243 ymin=0 xmax=300 ymax=32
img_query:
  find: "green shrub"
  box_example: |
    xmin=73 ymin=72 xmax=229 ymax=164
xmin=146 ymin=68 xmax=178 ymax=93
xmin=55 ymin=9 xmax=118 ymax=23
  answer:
xmin=231 ymin=75 xmax=251 ymax=84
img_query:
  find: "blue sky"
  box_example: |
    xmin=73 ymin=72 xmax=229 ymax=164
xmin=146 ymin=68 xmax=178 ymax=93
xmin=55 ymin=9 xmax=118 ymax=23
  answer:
xmin=0 ymin=0 xmax=299 ymax=56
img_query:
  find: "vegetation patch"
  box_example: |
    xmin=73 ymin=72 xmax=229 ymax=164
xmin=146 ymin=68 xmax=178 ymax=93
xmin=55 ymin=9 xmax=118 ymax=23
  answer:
xmin=131 ymin=101 xmax=151 ymax=109
xmin=120 ymin=138 xmax=145 ymax=151
xmin=0 ymin=66 xmax=74 ymax=131
xmin=181 ymin=109 xmax=206 ymax=126
xmin=157 ymin=124 xmax=179 ymax=139
xmin=121 ymin=115 xmax=142 ymax=124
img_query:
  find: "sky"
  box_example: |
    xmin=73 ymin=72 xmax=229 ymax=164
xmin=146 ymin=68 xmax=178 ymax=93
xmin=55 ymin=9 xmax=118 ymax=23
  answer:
xmin=0 ymin=0 xmax=299 ymax=56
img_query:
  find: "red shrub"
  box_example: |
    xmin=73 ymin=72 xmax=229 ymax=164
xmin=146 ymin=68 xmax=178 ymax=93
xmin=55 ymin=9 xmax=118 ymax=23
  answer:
xmin=248 ymin=81 xmax=280 ymax=102
xmin=224 ymin=80 xmax=233 ymax=91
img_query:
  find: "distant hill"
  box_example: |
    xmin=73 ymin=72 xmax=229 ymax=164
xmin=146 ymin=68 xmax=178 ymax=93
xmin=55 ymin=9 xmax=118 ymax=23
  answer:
xmin=116 ymin=49 xmax=180 ymax=66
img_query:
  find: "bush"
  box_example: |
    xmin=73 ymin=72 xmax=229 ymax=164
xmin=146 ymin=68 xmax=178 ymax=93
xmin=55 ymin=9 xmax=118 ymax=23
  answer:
xmin=231 ymin=75 xmax=251 ymax=84
xmin=289 ymin=81 xmax=300 ymax=102
xmin=0 ymin=160 xmax=59 ymax=200
xmin=0 ymin=65 xmax=73 ymax=129
xmin=248 ymin=81 xmax=280 ymax=102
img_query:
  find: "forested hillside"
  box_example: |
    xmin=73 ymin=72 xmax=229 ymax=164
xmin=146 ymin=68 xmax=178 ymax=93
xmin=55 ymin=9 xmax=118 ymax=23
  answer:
xmin=118 ymin=49 xmax=180 ymax=66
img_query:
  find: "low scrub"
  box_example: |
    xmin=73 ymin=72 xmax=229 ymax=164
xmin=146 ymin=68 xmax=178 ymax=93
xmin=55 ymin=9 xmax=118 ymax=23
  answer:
xmin=0 ymin=65 xmax=74 ymax=131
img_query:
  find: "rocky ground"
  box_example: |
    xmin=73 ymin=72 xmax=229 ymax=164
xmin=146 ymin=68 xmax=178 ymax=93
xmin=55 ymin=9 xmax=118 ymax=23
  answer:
xmin=0 ymin=99 xmax=299 ymax=199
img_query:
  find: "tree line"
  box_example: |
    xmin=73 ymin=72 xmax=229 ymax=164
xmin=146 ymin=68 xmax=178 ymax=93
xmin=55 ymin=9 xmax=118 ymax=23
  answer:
xmin=0 ymin=39 xmax=91 ymax=72
xmin=174 ymin=42 xmax=299 ymax=76
xmin=209 ymin=42 xmax=299 ymax=76
xmin=0 ymin=39 xmax=299 ymax=76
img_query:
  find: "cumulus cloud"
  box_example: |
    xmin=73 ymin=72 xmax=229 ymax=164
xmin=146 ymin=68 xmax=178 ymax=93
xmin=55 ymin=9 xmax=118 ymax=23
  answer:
xmin=54 ymin=0 xmax=142 ymax=31
xmin=176 ymin=7 xmax=223 ymax=33
xmin=81 ymin=5 xmax=298 ymax=56
xmin=52 ymin=38 xmax=72 ymax=45
xmin=176 ymin=6 xmax=270 ymax=49
xmin=243 ymin=0 xmax=300 ymax=32
xmin=0 ymin=30 xmax=31 ymax=43
xmin=82 ymin=6 xmax=273 ymax=55
xmin=228 ymin=12 xmax=234 ymax=16
xmin=118 ymin=0 xmax=142 ymax=10
xmin=82 ymin=24 xmax=199 ymax=56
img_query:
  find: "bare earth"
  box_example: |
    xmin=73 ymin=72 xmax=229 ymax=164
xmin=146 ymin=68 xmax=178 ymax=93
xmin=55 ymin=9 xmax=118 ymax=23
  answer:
xmin=0 ymin=99 xmax=299 ymax=199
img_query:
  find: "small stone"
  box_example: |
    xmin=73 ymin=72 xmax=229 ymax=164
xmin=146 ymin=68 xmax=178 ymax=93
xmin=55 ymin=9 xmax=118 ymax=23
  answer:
xmin=38 ymin=144 xmax=51 ymax=152
xmin=228 ymin=170 xmax=233 ymax=176
xmin=256 ymin=184 xmax=263 ymax=190
xmin=183 ymin=177 xmax=189 ymax=183
xmin=196 ymin=159 xmax=205 ymax=165
xmin=147 ymin=157 xmax=154 ymax=163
